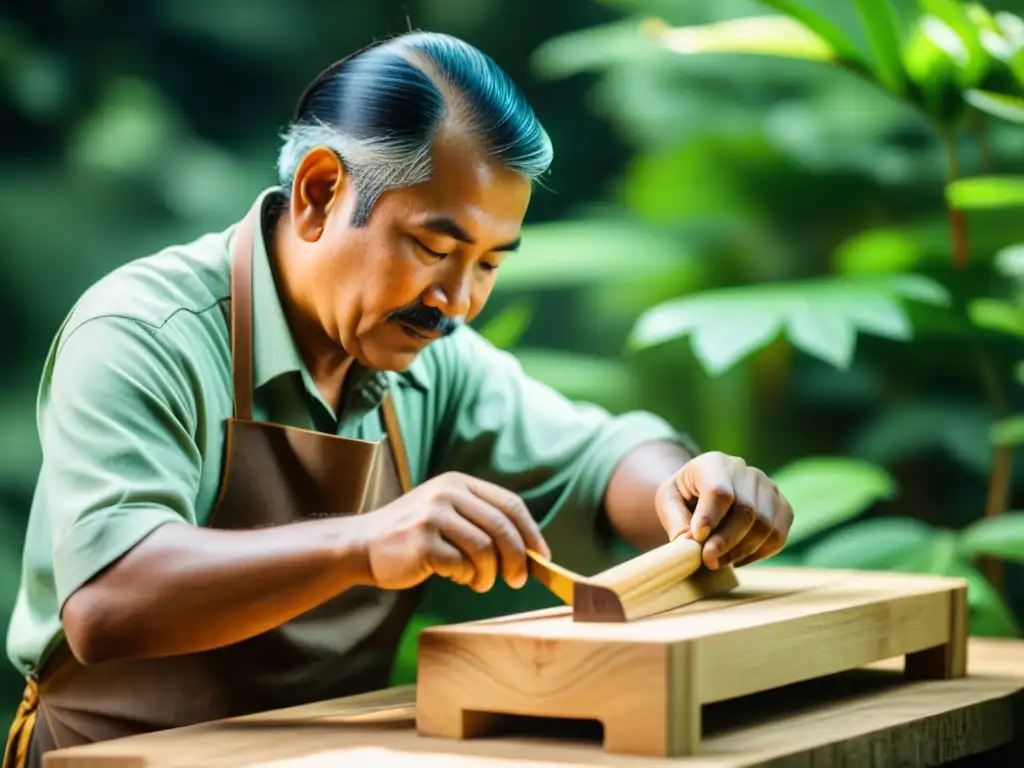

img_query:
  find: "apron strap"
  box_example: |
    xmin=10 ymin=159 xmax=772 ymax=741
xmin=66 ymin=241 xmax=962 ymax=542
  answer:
xmin=3 ymin=678 xmax=38 ymax=768
xmin=229 ymin=199 xmax=261 ymax=422
xmin=381 ymin=394 xmax=414 ymax=494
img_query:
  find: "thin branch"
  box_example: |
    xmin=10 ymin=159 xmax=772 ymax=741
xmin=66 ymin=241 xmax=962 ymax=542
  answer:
xmin=944 ymin=132 xmax=970 ymax=269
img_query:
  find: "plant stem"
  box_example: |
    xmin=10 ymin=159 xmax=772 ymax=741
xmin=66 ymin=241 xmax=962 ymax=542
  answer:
xmin=944 ymin=133 xmax=970 ymax=269
xmin=948 ymin=126 xmax=1012 ymax=590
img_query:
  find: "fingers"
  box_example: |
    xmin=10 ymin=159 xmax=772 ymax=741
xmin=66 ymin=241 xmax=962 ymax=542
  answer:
xmin=735 ymin=488 xmax=794 ymax=566
xmin=655 ymin=480 xmax=692 ymax=541
xmin=425 ymin=536 xmax=476 ymax=586
xmin=719 ymin=473 xmax=775 ymax=566
xmin=703 ymin=505 xmax=756 ymax=569
xmin=450 ymin=488 xmax=530 ymax=590
xmin=467 ymin=477 xmax=550 ymax=559
xmin=437 ymin=513 xmax=499 ymax=593
xmin=682 ymin=456 xmax=735 ymax=544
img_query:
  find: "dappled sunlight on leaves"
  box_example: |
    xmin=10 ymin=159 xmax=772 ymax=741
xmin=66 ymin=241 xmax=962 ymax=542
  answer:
xmin=628 ymin=274 xmax=951 ymax=375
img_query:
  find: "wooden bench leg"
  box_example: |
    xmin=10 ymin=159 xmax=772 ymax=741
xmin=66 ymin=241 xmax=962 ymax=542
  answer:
xmin=601 ymin=642 xmax=700 ymax=757
xmin=416 ymin=706 xmax=508 ymax=740
xmin=415 ymin=632 xmax=700 ymax=757
xmin=905 ymin=585 xmax=968 ymax=680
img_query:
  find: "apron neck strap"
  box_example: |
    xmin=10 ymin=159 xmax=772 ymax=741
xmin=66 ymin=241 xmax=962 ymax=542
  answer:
xmin=381 ymin=394 xmax=413 ymax=494
xmin=229 ymin=199 xmax=261 ymax=421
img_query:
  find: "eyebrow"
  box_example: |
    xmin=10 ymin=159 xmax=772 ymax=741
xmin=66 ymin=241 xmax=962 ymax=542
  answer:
xmin=422 ymin=215 xmax=521 ymax=252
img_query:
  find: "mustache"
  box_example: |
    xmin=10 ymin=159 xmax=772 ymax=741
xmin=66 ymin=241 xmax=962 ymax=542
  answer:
xmin=386 ymin=302 xmax=464 ymax=337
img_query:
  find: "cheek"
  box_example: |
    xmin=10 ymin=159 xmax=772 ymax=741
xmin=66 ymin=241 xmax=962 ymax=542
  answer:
xmin=466 ymin=276 xmax=496 ymax=321
xmin=364 ymin=240 xmax=430 ymax=314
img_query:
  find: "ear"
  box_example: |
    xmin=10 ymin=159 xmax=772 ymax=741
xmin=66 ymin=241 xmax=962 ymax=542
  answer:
xmin=288 ymin=147 xmax=351 ymax=242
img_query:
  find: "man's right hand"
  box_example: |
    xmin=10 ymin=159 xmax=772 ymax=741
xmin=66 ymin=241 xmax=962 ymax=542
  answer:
xmin=360 ymin=472 xmax=550 ymax=593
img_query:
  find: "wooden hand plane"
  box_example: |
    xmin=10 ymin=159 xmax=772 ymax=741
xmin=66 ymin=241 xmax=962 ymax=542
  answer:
xmin=527 ymin=537 xmax=739 ymax=622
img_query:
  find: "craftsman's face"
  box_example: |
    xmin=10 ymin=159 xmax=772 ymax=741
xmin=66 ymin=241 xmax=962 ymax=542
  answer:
xmin=288 ymin=132 xmax=532 ymax=371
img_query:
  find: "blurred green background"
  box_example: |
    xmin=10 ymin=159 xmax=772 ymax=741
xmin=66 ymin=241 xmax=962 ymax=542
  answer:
xmin=6 ymin=0 xmax=1024 ymax=725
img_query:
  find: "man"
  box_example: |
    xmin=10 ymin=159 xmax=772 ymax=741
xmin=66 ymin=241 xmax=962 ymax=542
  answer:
xmin=3 ymin=31 xmax=793 ymax=768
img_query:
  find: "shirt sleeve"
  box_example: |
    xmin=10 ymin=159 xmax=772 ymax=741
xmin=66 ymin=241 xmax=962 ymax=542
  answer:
xmin=39 ymin=315 xmax=202 ymax=609
xmin=429 ymin=327 xmax=699 ymax=575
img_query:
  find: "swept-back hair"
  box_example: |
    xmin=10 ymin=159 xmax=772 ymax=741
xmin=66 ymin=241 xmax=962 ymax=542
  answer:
xmin=277 ymin=32 xmax=554 ymax=226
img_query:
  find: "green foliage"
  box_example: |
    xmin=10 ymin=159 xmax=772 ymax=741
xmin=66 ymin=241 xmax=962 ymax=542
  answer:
xmin=851 ymin=400 xmax=994 ymax=476
xmin=968 ymin=298 xmax=1024 ymax=336
xmin=772 ymin=458 xmax=897 ymax=546
xmin=648 ymin=15 xmax=838 ymax=63
xmin=855 ymin=0 xmax=908 ymax=93
xmin=991 ymin=415 xmax=1024 ymax=445
xmin=638 ymin=1 xmax=1024 ymax=127
xmin=529 ymin=0 xmax=1024 ymax=645
xmin=390 ymin=613 xmax=444 ymax=687
xmin=802 ymin=517 xmax=944 ymax=571
xmin=478 ymin=302 xmax=534 ymax=350
xmin=947 ymin=175 xmax=1024 ymax=208
xmin=960 ymin=512 xmax=1024 ymax=563
xmin=797 ymin=515 xmax=1022 ymax=637
xmin=494 ymin=217 xmax=687 ymax=290
xmin=757 ymin=1 xmax=865 ymax=63
xmin=628 ymin=274 xmax=951 ymax=375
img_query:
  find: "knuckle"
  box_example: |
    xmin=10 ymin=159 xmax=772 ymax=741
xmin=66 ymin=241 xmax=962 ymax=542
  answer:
xmin=470 ymin=537 xmax=494 ymax=557
xmin=420 ymin=506 xmax=444 ymax=530
xmin=705 ymin=483 xmax=735 ymax=504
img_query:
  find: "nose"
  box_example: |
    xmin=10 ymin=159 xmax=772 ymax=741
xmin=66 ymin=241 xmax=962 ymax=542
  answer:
xmin=424 ymin=265 xmax=472 ymax=319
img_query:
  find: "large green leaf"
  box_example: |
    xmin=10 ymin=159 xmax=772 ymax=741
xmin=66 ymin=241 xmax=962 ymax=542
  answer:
xmin=648 ymin=15 xmax=837 ymax=63
xmin=965 ymin=89 xmax=1024 ymax=123
xmin=530 ymin=18 xmax=665 ymax=81
xmin=628 ymin=274 xmax=951 ymax=376
xmin=853 ymin=0 xmax=908 ymax=93
xmin=495 ymin=218 xmax=685 ymax=291
xmin=801 ymin=516 xmax=940 ymax=572
xmin=919 ymin=0 xmax=988 ymax=86
xmin=757 ymin=1 xmax=865 ymax=63
xmin=947 ymin=175 xmax=1024 ymax=209
xmin=967 ymin=298 xmax=1024 ymax=337
xmin=771 ymin=457 xmax=897 ymax=546
xmin=959 ymin=512 xmax=1024 ymax=565
xmin=991 ymin=415 xmax=1024 ymax=446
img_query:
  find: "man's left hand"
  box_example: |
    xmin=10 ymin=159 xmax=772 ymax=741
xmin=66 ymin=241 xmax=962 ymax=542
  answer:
xmin=655 ymin=451 xmax=794 ymax=570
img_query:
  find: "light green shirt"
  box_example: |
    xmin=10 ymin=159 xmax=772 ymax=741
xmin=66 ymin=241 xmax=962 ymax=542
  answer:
xmin=6 ymin=189 xmax=691 ymax=678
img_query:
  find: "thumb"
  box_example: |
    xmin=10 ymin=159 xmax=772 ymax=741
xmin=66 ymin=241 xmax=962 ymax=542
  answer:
xmin=655 ymin=480 xmax=693 ymax=541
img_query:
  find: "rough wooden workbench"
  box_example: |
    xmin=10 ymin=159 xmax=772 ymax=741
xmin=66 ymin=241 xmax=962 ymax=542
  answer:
xmin=45 ymin=637 xmax=1024 ymax=768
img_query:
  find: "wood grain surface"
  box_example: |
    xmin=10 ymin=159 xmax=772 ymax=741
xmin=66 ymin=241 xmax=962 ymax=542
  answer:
xmin=44 ymin=638 xmax=1023 ymax=767
xmin=416 ymin=566 xmax=969 ymax=757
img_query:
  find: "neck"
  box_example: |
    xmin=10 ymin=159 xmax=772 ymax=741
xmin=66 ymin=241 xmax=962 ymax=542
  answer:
xmin=270 ymin=210 xmax=353 ymax=410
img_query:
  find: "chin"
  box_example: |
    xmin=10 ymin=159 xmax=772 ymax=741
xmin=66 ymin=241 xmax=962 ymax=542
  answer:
xmin=358 ymin=342 xmax=426 ymax=373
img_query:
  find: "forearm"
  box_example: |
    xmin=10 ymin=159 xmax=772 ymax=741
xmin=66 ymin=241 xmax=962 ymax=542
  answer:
xmin=602 ymin=440 xmax=695 ymax=551
xmin=61 ymin=517 xmax=372 ymax=665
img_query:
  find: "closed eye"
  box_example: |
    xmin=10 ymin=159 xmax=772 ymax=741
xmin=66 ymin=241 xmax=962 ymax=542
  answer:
xmin=413 ymin=238 xmax=450 ymax=258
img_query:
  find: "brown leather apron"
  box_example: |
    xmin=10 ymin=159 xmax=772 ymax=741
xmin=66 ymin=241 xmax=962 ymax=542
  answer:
xmin=3 ymin=199 xmax=423 ymax=768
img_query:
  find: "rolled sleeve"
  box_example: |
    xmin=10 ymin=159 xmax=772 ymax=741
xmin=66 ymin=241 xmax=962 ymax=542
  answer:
xmin=430 ymin=328 xmax=697 ymax=575
xmin=41 ymin=316 xmax=202 ymax=608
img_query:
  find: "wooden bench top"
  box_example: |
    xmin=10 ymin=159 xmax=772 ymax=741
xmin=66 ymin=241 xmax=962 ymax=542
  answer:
xmin=45 ymin=637 xmax=1024 ymax=768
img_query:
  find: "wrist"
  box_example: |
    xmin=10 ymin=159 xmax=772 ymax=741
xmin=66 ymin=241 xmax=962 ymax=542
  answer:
xmin=325 ymin=514 xmax=377 ymax=588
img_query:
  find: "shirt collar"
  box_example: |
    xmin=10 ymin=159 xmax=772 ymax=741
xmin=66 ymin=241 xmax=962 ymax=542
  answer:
xmin=247 ymin=188 xmax=431 ymax=401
